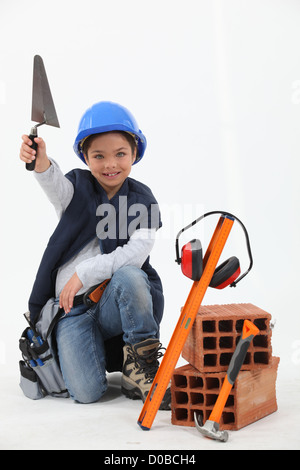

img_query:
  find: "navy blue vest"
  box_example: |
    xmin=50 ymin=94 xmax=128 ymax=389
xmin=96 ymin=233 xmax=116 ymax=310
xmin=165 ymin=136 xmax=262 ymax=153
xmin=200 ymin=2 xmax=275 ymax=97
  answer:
xmin=29 ymin=169 xmax=164 ymax=325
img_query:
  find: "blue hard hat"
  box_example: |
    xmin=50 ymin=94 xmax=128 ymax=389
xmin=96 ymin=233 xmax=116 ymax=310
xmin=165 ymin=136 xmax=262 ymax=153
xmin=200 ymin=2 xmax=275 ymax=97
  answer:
xmin=73 ymin=101 xmax=147 ymax=164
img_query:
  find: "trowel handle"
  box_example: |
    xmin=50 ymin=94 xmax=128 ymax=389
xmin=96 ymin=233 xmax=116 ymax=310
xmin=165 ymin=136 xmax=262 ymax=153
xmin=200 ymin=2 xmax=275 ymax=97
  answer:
xmin=25 ymin=128 xmax=38 ymax=171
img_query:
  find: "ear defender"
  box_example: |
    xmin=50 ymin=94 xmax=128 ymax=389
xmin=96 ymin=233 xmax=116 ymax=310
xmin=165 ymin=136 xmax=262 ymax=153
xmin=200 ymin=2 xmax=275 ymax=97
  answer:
xmin=180 ymin=241 xmax=240 ymax=288
xmin=181 ymin=239 xmax=203 ymax=281
xmin=176 ymin=211 xmax=253 ymax=289
xmin=209 ymin=256 xmax=241 ymax=289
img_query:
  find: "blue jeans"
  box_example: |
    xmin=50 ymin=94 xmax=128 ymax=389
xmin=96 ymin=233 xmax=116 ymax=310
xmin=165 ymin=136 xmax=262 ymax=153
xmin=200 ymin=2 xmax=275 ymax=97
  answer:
xmin=55 ymin=266 xmax=160 ymax=403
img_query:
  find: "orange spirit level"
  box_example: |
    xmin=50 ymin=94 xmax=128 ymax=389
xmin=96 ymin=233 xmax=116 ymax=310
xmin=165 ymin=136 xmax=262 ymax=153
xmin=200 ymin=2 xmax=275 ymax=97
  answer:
xmin=138 ymin=214 xmax=236 ymax=430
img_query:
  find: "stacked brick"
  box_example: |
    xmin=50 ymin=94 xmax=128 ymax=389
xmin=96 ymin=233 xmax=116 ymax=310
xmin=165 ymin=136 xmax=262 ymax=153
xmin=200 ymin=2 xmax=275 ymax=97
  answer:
xmin=171 ymin=303 xmax=279 ymax=430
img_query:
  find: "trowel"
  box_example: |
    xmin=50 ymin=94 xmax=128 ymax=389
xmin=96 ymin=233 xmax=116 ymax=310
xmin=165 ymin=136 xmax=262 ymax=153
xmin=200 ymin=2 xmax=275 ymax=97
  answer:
xmin=26 ymin=55 xmax=60 ymax=171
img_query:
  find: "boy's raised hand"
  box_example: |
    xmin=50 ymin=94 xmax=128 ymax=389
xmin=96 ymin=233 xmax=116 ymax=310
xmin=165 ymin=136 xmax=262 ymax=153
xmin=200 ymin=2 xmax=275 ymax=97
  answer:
xmin=19 ymin=134 xmax=51 ymax=173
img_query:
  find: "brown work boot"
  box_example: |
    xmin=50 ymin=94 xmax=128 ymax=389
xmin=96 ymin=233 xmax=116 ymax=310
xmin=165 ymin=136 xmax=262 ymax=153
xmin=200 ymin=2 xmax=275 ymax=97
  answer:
xmin=121 ymin=338 xmax=171 ymax=410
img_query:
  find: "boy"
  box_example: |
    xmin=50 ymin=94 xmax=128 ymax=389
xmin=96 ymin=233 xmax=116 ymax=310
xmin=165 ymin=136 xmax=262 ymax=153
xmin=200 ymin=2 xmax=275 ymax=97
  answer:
xmin=19 ymin=101 xmax=170 ymax=408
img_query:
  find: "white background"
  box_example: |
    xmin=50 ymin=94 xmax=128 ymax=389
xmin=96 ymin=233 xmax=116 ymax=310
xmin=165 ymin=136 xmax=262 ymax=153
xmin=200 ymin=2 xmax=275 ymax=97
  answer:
xmin=0 ymin=0 xmax=299 ymax=450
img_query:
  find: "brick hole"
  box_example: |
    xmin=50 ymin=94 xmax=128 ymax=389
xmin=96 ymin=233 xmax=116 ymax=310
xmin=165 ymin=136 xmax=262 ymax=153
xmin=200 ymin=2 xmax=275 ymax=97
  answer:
xmin=175 ymin=408 xmax=188 ymax=421
xmin=222 ymin=412 xmax=235 ymax=424
xmin=225 ymin=394 xmax=234 ymax=407
xmin=254 ymin=351 xmax=269 ymax=364
xmin=253 ymin=335 xmax=268 ymax=348
xmin=206 ymin=393 xmax=218 ymax=406
xmin=220 ymin=353 xmax=232 ymax=366
xmin=235 ymin=319 xmax=243 ymax=332
xmin=203 ymin=337 xmax=216 ymax=350
xmin=204 ymin=354 xmax=217 ymax=366
xmin=254 ymin=318 xmax=268 ymax=330
xmin=203 ymin=320 xmax=215 ymax=332
xmin=173 ymin=375 xmax=187 ymax=388
xmin=205 ymin=377 xmax=219 ymax=390
xmin=219 ymin=336 xmax=233 ymax=349
xmin=175 ymin=391 xmax=188 ymax=404
xmin=189 ymin=376 xmax=204 ymax=389
xmin=219 ymin=320 xmax=233 ymax=332
xmin=191 ymin=392 xmax=204 ymax=405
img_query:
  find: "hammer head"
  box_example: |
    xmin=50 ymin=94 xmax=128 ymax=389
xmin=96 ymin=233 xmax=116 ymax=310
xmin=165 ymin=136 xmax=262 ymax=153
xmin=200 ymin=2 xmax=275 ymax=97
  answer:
xmin=194 ymin=412 xmax=229 ymax=442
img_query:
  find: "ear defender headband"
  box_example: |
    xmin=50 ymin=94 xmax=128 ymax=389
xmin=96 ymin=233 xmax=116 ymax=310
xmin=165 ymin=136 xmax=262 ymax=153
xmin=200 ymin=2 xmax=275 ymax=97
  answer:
xmin=175 ymin=211 xmax=253 ymax=288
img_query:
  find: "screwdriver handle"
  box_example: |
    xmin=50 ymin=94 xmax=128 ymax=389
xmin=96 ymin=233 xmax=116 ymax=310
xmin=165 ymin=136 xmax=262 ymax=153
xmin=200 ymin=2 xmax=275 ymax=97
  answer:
xmin=26 ymin=127 xmax=38 ymax=171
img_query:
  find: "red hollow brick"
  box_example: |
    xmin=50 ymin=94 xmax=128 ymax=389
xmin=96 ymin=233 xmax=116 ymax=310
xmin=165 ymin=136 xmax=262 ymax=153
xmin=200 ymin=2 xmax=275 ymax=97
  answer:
xmin=182 ymin=303 xmax=272 ymax=373
xmin=171 ymin=357 xmax=279 ymax=430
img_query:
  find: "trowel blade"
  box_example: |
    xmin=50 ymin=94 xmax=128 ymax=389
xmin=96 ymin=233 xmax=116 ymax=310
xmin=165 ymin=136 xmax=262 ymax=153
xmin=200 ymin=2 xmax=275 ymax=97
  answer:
xmin=31 ymin=55 xmax=60 ymax=128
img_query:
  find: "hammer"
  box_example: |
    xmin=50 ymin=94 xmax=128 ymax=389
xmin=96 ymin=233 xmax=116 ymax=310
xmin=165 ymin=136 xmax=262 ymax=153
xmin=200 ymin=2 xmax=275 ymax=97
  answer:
xmin=194 ymin=319 xmax=259 ymax=442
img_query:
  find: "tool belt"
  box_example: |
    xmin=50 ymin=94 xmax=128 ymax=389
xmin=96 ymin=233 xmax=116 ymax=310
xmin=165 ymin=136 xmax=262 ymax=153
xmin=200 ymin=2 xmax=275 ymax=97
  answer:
xmin=19 ymin=279 xmax=110 ymax=400
xmin=19 ymin=327 xmax=68 ymax=400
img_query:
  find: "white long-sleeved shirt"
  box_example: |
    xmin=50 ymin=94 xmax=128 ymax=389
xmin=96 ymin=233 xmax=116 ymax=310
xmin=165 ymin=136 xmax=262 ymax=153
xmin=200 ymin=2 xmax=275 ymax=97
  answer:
xmin=34 ymin=160 xmax=156 ymax=297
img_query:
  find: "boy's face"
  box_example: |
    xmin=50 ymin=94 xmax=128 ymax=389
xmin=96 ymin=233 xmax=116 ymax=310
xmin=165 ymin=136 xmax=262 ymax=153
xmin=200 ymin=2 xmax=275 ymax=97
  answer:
xmin=84 ymin=132 xmax=136 ymax=199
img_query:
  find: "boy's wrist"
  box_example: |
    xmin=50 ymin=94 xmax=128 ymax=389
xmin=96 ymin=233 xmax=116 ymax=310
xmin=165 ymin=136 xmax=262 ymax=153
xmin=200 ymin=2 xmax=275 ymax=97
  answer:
xmin=34 ymin=157 xmax=51 ymax=173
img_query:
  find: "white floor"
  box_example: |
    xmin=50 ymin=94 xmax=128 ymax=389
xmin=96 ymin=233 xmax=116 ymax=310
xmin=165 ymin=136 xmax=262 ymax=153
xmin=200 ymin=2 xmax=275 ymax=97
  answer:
xmin=0 ymin=365 xmax=299 ymax=451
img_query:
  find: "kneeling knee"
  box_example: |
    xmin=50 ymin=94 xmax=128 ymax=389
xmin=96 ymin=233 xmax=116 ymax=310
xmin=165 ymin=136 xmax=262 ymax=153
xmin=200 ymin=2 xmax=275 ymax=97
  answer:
xmin=114 ymin=266 xmax=148 ymax=290
xmin=71 ymin=381 xmax=108 ymax=404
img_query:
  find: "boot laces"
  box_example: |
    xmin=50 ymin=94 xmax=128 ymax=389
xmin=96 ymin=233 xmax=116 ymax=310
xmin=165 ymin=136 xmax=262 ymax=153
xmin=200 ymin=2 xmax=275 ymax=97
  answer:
xmin=127 ymin=343 xmax=165 ymax=381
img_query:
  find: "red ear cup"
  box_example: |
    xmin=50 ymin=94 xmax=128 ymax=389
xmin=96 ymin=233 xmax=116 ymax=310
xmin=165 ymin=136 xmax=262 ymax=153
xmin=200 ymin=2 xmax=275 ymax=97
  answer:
xmin=181 ymin=239 xmax=203 ymax=281
xmin=209 ymin=256 xmax=241 ymax=289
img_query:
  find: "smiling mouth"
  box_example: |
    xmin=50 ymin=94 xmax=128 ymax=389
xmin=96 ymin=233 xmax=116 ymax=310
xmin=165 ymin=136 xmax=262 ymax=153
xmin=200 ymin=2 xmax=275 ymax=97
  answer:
xmin=103 ymin=172 xmax=121 ymax=178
